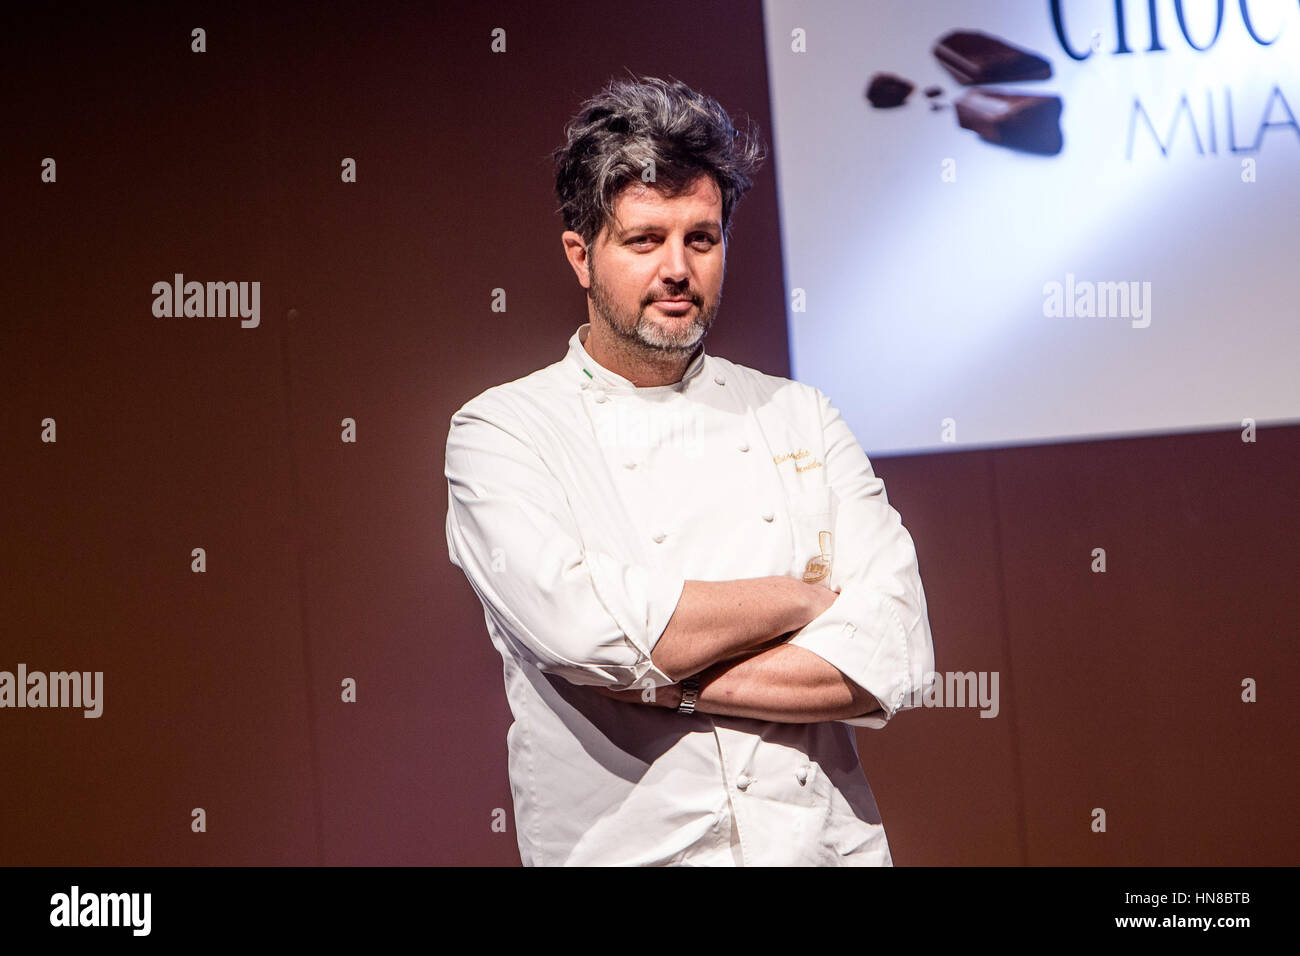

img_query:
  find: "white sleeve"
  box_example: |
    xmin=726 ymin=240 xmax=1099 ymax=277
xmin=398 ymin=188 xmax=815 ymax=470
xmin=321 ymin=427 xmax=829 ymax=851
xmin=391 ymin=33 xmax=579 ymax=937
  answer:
xmin=787 ymin=389 xmax=936 ymax=728
xmin=445 ymin=398 xmax=684 ymax=690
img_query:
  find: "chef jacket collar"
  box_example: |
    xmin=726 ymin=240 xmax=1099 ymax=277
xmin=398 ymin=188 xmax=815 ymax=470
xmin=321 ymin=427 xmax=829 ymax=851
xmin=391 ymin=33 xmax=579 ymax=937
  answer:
xmin=566 ymin=323 xmax=708 ymax=394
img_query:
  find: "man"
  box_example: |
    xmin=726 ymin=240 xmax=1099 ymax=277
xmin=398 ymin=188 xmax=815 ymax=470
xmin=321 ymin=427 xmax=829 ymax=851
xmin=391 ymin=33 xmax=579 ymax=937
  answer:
xmin=445 ymin=75 xmax=935 ymax=866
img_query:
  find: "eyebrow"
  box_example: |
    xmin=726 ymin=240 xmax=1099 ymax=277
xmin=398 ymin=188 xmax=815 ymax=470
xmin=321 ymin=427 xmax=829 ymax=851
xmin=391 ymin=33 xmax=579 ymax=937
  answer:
xmin=617 ymin=220 xmax=722 ymax=238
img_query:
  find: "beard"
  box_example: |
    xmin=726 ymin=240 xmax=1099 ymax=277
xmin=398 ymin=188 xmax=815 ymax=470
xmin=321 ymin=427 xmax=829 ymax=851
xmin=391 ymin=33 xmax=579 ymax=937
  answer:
xmin=587 ymin=253 xmax=721 ymax=354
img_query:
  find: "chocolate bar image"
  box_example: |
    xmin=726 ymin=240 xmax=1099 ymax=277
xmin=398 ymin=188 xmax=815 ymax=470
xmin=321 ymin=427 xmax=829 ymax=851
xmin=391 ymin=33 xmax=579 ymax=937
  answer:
xmin=865 ymin=72 xmax=914 ymax=109
xmin=934 ymin=30 xmax=1052 ymax=85
xmin=955 ymin=90 xmax=1063 ymax=155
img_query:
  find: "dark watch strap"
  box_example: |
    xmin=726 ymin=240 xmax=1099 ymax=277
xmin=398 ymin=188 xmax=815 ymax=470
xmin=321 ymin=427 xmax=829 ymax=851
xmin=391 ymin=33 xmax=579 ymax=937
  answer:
xmin=677 ymin=677 xmax=701 ymax=715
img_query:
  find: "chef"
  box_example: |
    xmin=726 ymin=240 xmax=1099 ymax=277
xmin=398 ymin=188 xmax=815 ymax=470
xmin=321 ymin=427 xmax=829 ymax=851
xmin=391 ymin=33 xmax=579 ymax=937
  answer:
xmin=445 ymin=75 xmax=935 ymax=865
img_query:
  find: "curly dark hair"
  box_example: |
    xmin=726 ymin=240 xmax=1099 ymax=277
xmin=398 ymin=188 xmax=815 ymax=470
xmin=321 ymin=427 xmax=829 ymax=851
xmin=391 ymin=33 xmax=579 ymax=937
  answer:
xmin=553 ymin=73 xmax=767 ymax=247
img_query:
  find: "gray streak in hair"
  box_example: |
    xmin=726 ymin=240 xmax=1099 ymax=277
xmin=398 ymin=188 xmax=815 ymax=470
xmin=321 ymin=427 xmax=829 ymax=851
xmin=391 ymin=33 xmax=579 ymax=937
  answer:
xmin=553 ymin=73 xmax=767 ymax=248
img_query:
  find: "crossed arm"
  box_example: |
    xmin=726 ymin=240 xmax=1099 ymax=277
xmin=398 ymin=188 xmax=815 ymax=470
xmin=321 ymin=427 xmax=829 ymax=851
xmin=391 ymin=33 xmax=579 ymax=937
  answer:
xmin=594 ymin=576 xmax=884 ymax=723
xmin=446 ymin=392 xmax=927 ymax=727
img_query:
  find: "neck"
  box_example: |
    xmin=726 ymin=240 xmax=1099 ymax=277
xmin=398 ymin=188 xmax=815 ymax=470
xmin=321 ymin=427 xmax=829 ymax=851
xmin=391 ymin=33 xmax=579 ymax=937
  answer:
xmin=582 ymin=319 xmax=699 ymax=387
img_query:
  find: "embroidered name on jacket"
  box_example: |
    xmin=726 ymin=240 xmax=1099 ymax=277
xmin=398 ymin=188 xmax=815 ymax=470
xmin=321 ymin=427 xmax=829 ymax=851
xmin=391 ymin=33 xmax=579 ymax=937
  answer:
xmin=772 ymin=448 xmax=824 ymax=472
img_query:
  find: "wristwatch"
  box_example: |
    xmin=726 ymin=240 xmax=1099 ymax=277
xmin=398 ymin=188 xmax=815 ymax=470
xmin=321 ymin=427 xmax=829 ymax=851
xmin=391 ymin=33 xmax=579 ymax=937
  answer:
xmin=676 ymin=676 xmax=701 ymax=715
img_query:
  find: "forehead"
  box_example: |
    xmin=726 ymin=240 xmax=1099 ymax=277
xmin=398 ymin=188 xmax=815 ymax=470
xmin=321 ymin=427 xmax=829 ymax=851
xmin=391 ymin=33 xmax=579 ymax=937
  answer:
xmin=608 ymin=173 xmax=722 ymax=227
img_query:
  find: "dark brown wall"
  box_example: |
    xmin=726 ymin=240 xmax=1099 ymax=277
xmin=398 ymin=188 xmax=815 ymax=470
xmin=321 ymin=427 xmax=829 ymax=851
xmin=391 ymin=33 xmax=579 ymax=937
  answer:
xmin=3 ymin=1 xmax=1295 ymax=866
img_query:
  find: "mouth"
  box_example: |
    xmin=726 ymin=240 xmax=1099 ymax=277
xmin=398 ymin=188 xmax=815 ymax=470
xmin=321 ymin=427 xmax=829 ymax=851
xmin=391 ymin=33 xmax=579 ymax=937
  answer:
xmin=653 ymin=298 xmax=695 ymax=312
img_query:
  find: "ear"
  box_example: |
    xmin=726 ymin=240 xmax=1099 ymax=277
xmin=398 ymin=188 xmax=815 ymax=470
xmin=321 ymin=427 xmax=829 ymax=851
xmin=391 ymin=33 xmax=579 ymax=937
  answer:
xmin=561 ymin=231 xmax=591 ymax=289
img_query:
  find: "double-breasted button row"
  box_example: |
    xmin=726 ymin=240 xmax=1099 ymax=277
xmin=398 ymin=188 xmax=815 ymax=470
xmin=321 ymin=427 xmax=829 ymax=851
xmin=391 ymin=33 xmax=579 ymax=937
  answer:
xmin=733 ymin=769 xmax=811 ymax=789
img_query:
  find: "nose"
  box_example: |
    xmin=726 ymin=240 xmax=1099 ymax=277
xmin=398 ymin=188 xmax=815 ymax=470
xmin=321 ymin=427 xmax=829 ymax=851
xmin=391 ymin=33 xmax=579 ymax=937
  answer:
xmin=658 ymin=240 xmax=690 ymax=287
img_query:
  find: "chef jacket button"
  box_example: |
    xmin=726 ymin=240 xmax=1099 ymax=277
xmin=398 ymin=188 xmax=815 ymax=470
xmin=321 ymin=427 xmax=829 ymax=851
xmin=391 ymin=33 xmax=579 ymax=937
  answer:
xmin=761 ymin=511 xmax=774 ymax=522
xmin=652 ymin=532 xmax=666 ymax=543
xmin=714 ymin=374 xmax=726 ymax=386
xmin=711 ymin=812 xmax=723 ymax=830
xmin=736 ymin=774 xmax=751 ymax=791
xmin=623 ymin=460 xmax=637 ymax=469
xmin=594 ymin=392 xmax=608 ymax=404
xmin=738 ymin=440 xmax=749 ymax=452
xmin=796 ymin=767 xmax=809 ymax=786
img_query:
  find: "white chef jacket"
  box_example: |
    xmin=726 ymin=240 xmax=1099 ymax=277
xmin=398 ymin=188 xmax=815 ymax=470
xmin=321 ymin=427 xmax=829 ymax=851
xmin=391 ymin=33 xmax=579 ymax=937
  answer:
xmin=445 ymin=323 xmax=934 ymax=866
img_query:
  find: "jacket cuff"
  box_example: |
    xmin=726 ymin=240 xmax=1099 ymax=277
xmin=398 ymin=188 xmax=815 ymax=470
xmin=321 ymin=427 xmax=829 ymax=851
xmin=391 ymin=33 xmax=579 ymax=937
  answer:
xmin=787 ymin=586 xmax=912 ymax=728
xmin=586 ymin=552 xmax=684 ymax=688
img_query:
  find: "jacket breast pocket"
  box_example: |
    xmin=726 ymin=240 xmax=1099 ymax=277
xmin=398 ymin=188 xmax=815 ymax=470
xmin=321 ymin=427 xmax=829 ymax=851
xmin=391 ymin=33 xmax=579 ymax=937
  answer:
xmin=785 ymin=486 xmax=837 ymax=585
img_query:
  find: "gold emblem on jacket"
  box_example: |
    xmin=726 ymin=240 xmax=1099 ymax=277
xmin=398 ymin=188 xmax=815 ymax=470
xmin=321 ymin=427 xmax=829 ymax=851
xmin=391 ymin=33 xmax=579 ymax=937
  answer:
xmin=802 ymin=530 xmax=833 ymax=584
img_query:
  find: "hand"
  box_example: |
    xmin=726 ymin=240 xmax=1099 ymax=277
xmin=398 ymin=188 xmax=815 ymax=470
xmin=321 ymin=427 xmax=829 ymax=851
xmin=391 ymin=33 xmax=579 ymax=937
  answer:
xmin=591 ymin=681 xmax=683 ymax=709
xmin=804 ymin=578 xmax=839 ymax=621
